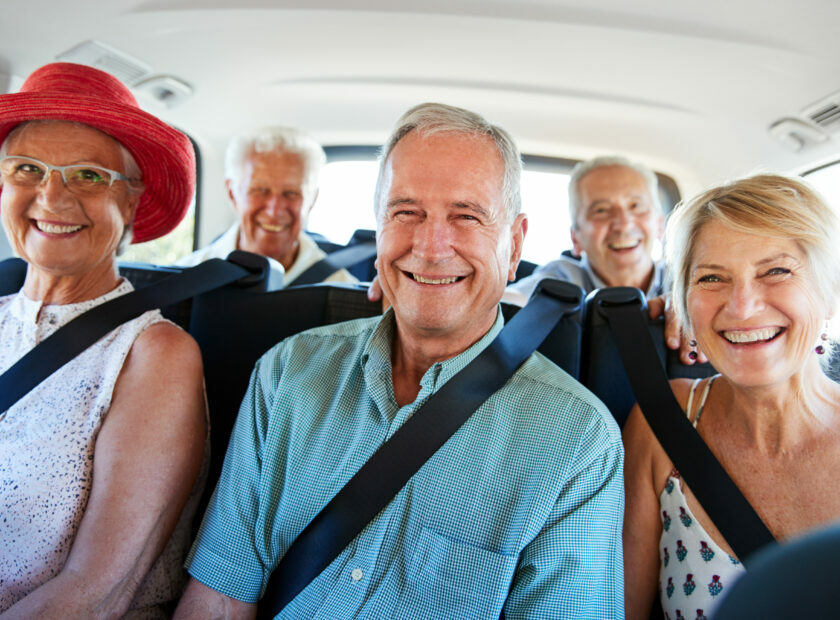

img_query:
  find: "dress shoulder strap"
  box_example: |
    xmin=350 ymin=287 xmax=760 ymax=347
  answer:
xmin=685 ymin=377 xmax=703 ymax=424
xmin=693 ymin=374 xmax=719 ymax=427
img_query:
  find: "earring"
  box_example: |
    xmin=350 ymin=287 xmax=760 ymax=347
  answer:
xmin=688 ymin=339 xmax=698 ymax=361
xmin=816 ymin=331 xmax=829 ymax=355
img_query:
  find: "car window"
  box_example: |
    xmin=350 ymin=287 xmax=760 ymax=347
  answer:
xmin=120 ymin=200 xmax=197 ymax=264
xmin=308 ymin=151 xmax=679 ymax=266
xmin=803 ymin=160 xmax=840 ymax=211
xmin=308 ymin=160 xmax=378 ymax=246
xmin=120 ymin=132 xmax=200 ymax=265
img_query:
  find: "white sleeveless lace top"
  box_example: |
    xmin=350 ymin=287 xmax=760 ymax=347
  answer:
xmin=0 ymin=281 xmax=200 ymax=617
xmin=658 ymin=376 xmax=746 ymax=620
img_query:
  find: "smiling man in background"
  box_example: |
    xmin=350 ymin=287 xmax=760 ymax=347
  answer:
xmin=504 ymin=155 xmax=709 ymax=364
xmin=505 ymin=155 xmax=665 ymax=305
xmin=178 ymin=126 xmax=355 ymax=285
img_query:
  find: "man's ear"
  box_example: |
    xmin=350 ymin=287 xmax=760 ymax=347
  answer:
xmin=507 ymin=213 xmax=528 ymax=281
xmin=570 ymin=226 xmax=583 ymax=258
xmin=303 ymin=187 xmax=319 ymax=221
xmin=225 ymin=179 xmax=239 ymax=213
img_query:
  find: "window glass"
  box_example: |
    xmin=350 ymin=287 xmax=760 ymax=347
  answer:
xmin=308 ymin=152 xmax=679 ymax=267
xmin=308 ymin=160 xmax=573 ymax=265
xmin=518 ymin=170 xmax=571 ymax=265
xmin=120 ymin=201 xmax=196 ymax=264
xmin=120 ymin=132 xmax=199 ymax=265
xmin=308 ymin=161 xmax=378 ymax=245
xmin=804 ymin=161 xmax=840 ymax=212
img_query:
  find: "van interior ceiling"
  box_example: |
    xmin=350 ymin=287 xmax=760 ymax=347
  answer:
xmin=1 ymin=0 xmax=839 ymax=259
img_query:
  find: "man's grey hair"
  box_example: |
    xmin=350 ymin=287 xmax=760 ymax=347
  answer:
xmin=568 ymin=155 xmax=661 ymax=228
xmin=224 ymin=125 xmax=326 ymax=206
xmin=374 ymin=103 xmax=522 ymax=222
xmin=0 ymin=120 xmax=144 ymax=255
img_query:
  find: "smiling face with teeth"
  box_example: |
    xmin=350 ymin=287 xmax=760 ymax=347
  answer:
xmin=226 ymin=150 xmax=311 ymax=270
xmin=687 ymin=220 xmax=828 ymax=389
xmin=376 ymin=130 xmax=526 ymax=358
xmin=571 ymin=165 xmax=663 ymax=289
xmin=1 ymin=121 xmax=138 ymax=302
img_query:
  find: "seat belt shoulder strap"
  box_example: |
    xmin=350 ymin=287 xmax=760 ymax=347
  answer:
xmin=0 ymin=258 xmax=255 ymax=413
xmin=593 ymin=288 xmax=775 ymax=562
xmin=257 ymin=278 xmax=584 ymax=617
xmin=291 ymin=242 xmax=377 ymax=286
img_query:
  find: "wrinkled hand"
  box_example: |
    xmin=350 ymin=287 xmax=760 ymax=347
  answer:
xmin=647 ymin=295 xmax=708 ymax=365
xmin=366 ymin=276 xmax=391 ymax=311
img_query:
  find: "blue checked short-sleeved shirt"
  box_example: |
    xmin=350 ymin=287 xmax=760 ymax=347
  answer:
xmin=504 ymin=254 xmax=666 ymax=307
xmin=187 ymin=308 xmax=624 ymax=618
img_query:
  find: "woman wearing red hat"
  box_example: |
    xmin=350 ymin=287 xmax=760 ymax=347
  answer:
xmin=0 ymin=63 xmax=206 ymax=617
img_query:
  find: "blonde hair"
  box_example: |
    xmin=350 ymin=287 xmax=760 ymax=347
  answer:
xmin=666 ymin=173 xmax=840 ymax=331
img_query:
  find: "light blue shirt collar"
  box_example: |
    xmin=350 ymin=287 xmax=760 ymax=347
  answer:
xmin=361 ymin=307 xmax=505 ymax=413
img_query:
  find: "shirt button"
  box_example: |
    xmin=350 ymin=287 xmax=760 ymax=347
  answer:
xmin=350 ymin=567 xmax=364 ymax=582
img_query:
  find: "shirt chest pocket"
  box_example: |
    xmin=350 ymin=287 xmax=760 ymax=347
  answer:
xmin=392 ymin=527 xmax=518 ymax=619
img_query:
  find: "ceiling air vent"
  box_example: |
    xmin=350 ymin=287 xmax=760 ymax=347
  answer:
xmin=803 ymin=91 xmax=840 ymax=133
xmin=56 ymin=40 xmax=152 ymax=86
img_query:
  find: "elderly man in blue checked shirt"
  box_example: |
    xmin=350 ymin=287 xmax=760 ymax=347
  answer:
xmin=175 ymin=103 xmax=625 ymax=619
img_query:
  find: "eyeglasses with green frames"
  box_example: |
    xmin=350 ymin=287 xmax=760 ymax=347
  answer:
xmin=0 ymin=155 xmax=136 ymax=196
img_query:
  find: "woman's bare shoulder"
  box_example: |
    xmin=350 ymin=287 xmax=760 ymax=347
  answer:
xmin=131 ymin=321 xmax=202 ymax=365
xmin=622 ymin=380 xmax=691 ymax=491
xmin=110 ymin=320 xmax=205 ymax=434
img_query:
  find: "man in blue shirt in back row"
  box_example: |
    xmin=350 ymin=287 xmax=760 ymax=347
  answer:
xmin=504 ymin=155 xmax=666 ymax=306
xmin=175 ymin=103 xmax=624 ymax=619
xmin=503 ymin=155 xmax=706 ymax=365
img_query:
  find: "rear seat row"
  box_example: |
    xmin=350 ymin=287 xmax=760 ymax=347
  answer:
xmin=7 ymin=253 xmax=840 ymax=615
xmin=0 ymin=254 xmax=715 ymax=521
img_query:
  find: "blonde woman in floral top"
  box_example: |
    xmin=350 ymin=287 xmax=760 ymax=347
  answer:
xmin=624 ymin=174 xmax=840 ymax=619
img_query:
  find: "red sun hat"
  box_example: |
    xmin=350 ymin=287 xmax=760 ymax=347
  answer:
xmin=0 ymin=62 xmax=195 ymax=243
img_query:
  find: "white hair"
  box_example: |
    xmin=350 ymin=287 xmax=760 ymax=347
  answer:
xmin=115 ymin=144 xmax=143 ymax=254
xmin=224 ymin=126 xmax=326 ymax=206
xmin=568 ymin=155 xmax=661 ymax=228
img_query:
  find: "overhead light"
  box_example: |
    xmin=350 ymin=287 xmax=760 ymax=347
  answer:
xmin=768 ymin=118 xmax=828 ymax=152
xmin=133 ymin=75 xmax=193 ymax=108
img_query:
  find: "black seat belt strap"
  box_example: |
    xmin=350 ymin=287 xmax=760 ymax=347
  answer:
xmin=258 ymin=278 xmax=583 ymax=618
xmin=594 ymin=289 xmax=775 ymax=562
xmin=290 ymin=241 xmax=377 ymax=286
xmin=0 ymin=258 xmax=256 ymax=413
